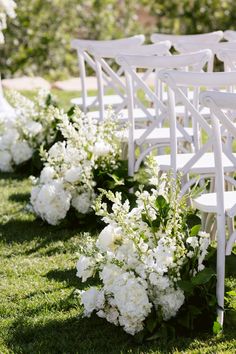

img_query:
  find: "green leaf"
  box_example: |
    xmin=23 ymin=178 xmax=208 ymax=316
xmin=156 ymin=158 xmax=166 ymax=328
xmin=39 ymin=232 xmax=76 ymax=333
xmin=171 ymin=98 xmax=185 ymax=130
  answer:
xmin=146 ymin=317 xmax=158 ymax=333
xmin=191 ymin=267 xmax=216 ymax=286
xmin=225 ymin=254 xmax=236 ymax=277
xmin=213 ymin=320 xmax=222 ymax=335
xmin=177 ymin=280 xmax=194 ymax=294
xmin=155 ymin=195 xmax=167 ymax=209
xmin=186 ymin=213 xmax=201 ymax=229
xmin=190 ymin=224 xmax=201 ymax=236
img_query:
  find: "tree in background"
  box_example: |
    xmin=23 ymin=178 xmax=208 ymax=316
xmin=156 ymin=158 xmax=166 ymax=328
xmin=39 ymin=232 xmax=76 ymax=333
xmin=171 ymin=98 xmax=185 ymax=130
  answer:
xmin=1 ymin=0 xmax=236 ymax=79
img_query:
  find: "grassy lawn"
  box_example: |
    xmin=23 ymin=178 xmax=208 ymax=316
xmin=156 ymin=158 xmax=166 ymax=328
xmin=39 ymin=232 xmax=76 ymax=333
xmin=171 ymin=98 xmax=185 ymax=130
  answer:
xmin=0 ymin=90 xmax=235 ymax=353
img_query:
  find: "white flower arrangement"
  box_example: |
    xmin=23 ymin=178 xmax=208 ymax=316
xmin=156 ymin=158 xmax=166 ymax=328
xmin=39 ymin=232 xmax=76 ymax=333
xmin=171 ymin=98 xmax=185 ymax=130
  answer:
xmin=0 ymin=0 xmax=16 ymax=43
xmin=30 ymin=109 xmax=122 ymax=225
xmin=76 ymin=159 xmax=211 ymax=336
xmin=0 ymin=90 xmax=59 ymax=172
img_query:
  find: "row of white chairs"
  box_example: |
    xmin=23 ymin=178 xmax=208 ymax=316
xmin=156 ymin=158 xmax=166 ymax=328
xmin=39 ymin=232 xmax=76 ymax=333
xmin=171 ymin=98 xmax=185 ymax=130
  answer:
xmin=70 ymin=32 xmax=236 ymax=327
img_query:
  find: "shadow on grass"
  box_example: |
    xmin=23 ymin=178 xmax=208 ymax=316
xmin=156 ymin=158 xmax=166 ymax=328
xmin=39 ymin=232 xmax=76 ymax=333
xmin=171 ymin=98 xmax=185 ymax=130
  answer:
xmin=0 ymin=172 xmax=32 ymax=181
xmin=8 ymin=192 xmax=31 ymax=203
xmin=45 ymin=268 xmax=100 ymax=290
xmin=7 ymin=314 xmax=140 ymax=354
xmin=0 ymin=217 xmax=86 ymax=247
xmin=8 ymin=312 xmax=235 ymax=354
xmin=46 ymin=268 xmax=79 ymax=288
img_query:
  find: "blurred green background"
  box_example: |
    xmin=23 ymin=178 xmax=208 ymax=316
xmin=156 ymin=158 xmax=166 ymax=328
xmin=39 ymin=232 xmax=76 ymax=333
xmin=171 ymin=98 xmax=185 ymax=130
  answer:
xmin=1 ymin=0 xmax=236 ymax=80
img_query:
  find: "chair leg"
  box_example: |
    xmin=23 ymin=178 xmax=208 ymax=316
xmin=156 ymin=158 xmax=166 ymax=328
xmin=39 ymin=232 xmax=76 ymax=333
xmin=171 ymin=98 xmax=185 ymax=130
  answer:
xmin=216 ymin=213 xmax=226 ymax=327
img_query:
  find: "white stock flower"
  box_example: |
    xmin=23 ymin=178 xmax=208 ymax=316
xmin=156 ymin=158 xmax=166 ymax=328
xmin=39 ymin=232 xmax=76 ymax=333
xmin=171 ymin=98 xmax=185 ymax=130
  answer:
xmin=65 ymin=166 xmax=83 ymax=183
xmin=25 ymin=121 xmax=43 ymax=136
xmin=93 ymin=141 xmax=112 ymax=157
xmin=76 ymin=255 xmax=96 ymax=282
xmin=11 ymin=141 xmax=33 ymax=165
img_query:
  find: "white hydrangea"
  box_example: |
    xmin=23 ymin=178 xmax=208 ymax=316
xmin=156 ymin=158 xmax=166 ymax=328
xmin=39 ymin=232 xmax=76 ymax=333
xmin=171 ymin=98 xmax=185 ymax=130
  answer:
xmin=71 ymin=191 xmax=95 ymax=214
xmin=11 ymin=141 xmax=33 ymax=165
xmin=30 ymin=109 xmax=121 ymax=224
xmin=30 ymin=180 xmax=71 ymax=225
xmin=77 ymin=176 xmax=211 ymax=336
xmin=0 ymin=149 xmax=13 ymax=171
xmin=0 ymin=0 xmax=16 ymax=43
xmin=0 ymin=91 xmax=59 ymax=172
xmin=81 ymin=287 xmax=105 ymax=317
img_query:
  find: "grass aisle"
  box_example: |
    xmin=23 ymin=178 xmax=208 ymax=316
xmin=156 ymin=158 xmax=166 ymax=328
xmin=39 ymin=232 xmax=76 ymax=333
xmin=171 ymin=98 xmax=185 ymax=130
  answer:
xmin=0 ymin=172 xmax=235 ymax=354
xmin=0 ymin=91 xmax=235 ymax=353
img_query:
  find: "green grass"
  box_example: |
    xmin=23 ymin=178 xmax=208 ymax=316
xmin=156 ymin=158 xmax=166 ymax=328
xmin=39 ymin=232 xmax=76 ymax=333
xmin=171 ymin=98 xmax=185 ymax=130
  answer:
xmin=0 ymin=91 xmax=235 ymax=353
xmin=0 ymin=177 xmax=235 ymax=354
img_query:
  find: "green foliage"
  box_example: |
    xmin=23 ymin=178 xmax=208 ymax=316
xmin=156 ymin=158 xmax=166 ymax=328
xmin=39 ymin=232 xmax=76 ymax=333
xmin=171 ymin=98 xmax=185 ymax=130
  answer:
xmin=0 ymin=0 xmax=142 ymax=79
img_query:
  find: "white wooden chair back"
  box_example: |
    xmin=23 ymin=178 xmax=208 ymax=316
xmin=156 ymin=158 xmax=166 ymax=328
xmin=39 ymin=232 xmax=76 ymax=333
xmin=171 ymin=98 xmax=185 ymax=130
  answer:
xmin=158 ymin=70 xmax=236 ymax=181
xmin=216 ymin=48 xmax=236 ymax=72
xmin=174 ymin=42 xmax=236 ymax=72
xmin=71 ymin=35 xmax=145 ymax=112
xmin=224 ymin=30 xmax=236 ymax=41
xmin=89 ymin=41 xmax=172 ymax=120
xmin=116 ymin=50 xmax=211 ymax=175
xmin=151 ymin=31 xmax=223 ymax=46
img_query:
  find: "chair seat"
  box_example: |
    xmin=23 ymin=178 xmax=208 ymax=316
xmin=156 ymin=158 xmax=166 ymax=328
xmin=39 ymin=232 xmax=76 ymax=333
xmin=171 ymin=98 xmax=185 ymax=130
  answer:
xmin=117 ymin=127 xmax=193 ymax=144
xmin=87 ymin=108 xmax=158 ymax=121
xmin=193 ymin=191 xmax=236 ymax=214
xmin=71 ymin=94 xmax=123 ymax=107
xmin=155 ymin=152 xmax=236 ymax=174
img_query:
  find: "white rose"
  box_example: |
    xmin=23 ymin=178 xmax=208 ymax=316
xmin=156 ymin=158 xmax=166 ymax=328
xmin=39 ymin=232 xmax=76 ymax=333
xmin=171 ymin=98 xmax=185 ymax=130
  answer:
xmin=96 ymin=224 xmax=123 ymax=252
xmin=11 ymin=141 xmax=33 ymax=165
xmin=39 ymin=166 xmax=55 ymax=184
xmin=65 ymin=166 xmax=83 ymax=183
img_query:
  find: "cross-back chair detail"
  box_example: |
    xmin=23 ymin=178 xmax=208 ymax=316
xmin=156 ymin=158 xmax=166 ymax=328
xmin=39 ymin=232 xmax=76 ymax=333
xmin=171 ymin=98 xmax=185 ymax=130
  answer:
xmin=116 ymin=50 xmax=212 ymax=176
xmin=193 ymin=90 xmax=236 ymax=326
xmin=89 ymin=41 xmax=172 ymax=120
xmin=71 ymin=35 xmax=145 ymax=112
xmin=157 ymin=71 xmax=236 ymax=193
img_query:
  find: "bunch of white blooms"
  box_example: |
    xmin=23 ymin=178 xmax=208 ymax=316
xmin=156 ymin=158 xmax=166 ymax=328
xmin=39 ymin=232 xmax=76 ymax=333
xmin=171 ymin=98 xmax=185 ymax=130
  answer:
xmin=0 ymin=90 xmax=59 ymax=172
xmin=76 ymin=164 xmax=210 ymax=335
xmin=0 ymin=0 xmax=16 ymax=43
xmin=30 ymin=109 xmax=122 ymax=225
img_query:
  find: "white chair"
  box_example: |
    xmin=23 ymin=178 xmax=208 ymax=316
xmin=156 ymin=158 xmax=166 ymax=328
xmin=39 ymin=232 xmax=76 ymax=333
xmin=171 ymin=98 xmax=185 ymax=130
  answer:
xmin=193 ymin=90 xmax=236 ymax=326
xmin=88 ymin=41 xmax=171 ymax=120
xmin=174 ymin=42 xmax=236 ymax=72
xmin=116 ymin=50 xmax=211 ymax=176
xmin=224 ymin=30 xmax=236 ymax=41
xmin=216 ymin=48 xmax=236 ymax=72
xmin=156 ymin=70 xmax=236 ymax=194
xmin=71 ymin=36 xmax=145 ymax=112
xmin=151 ymin=31 xmax=223 ymax=46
